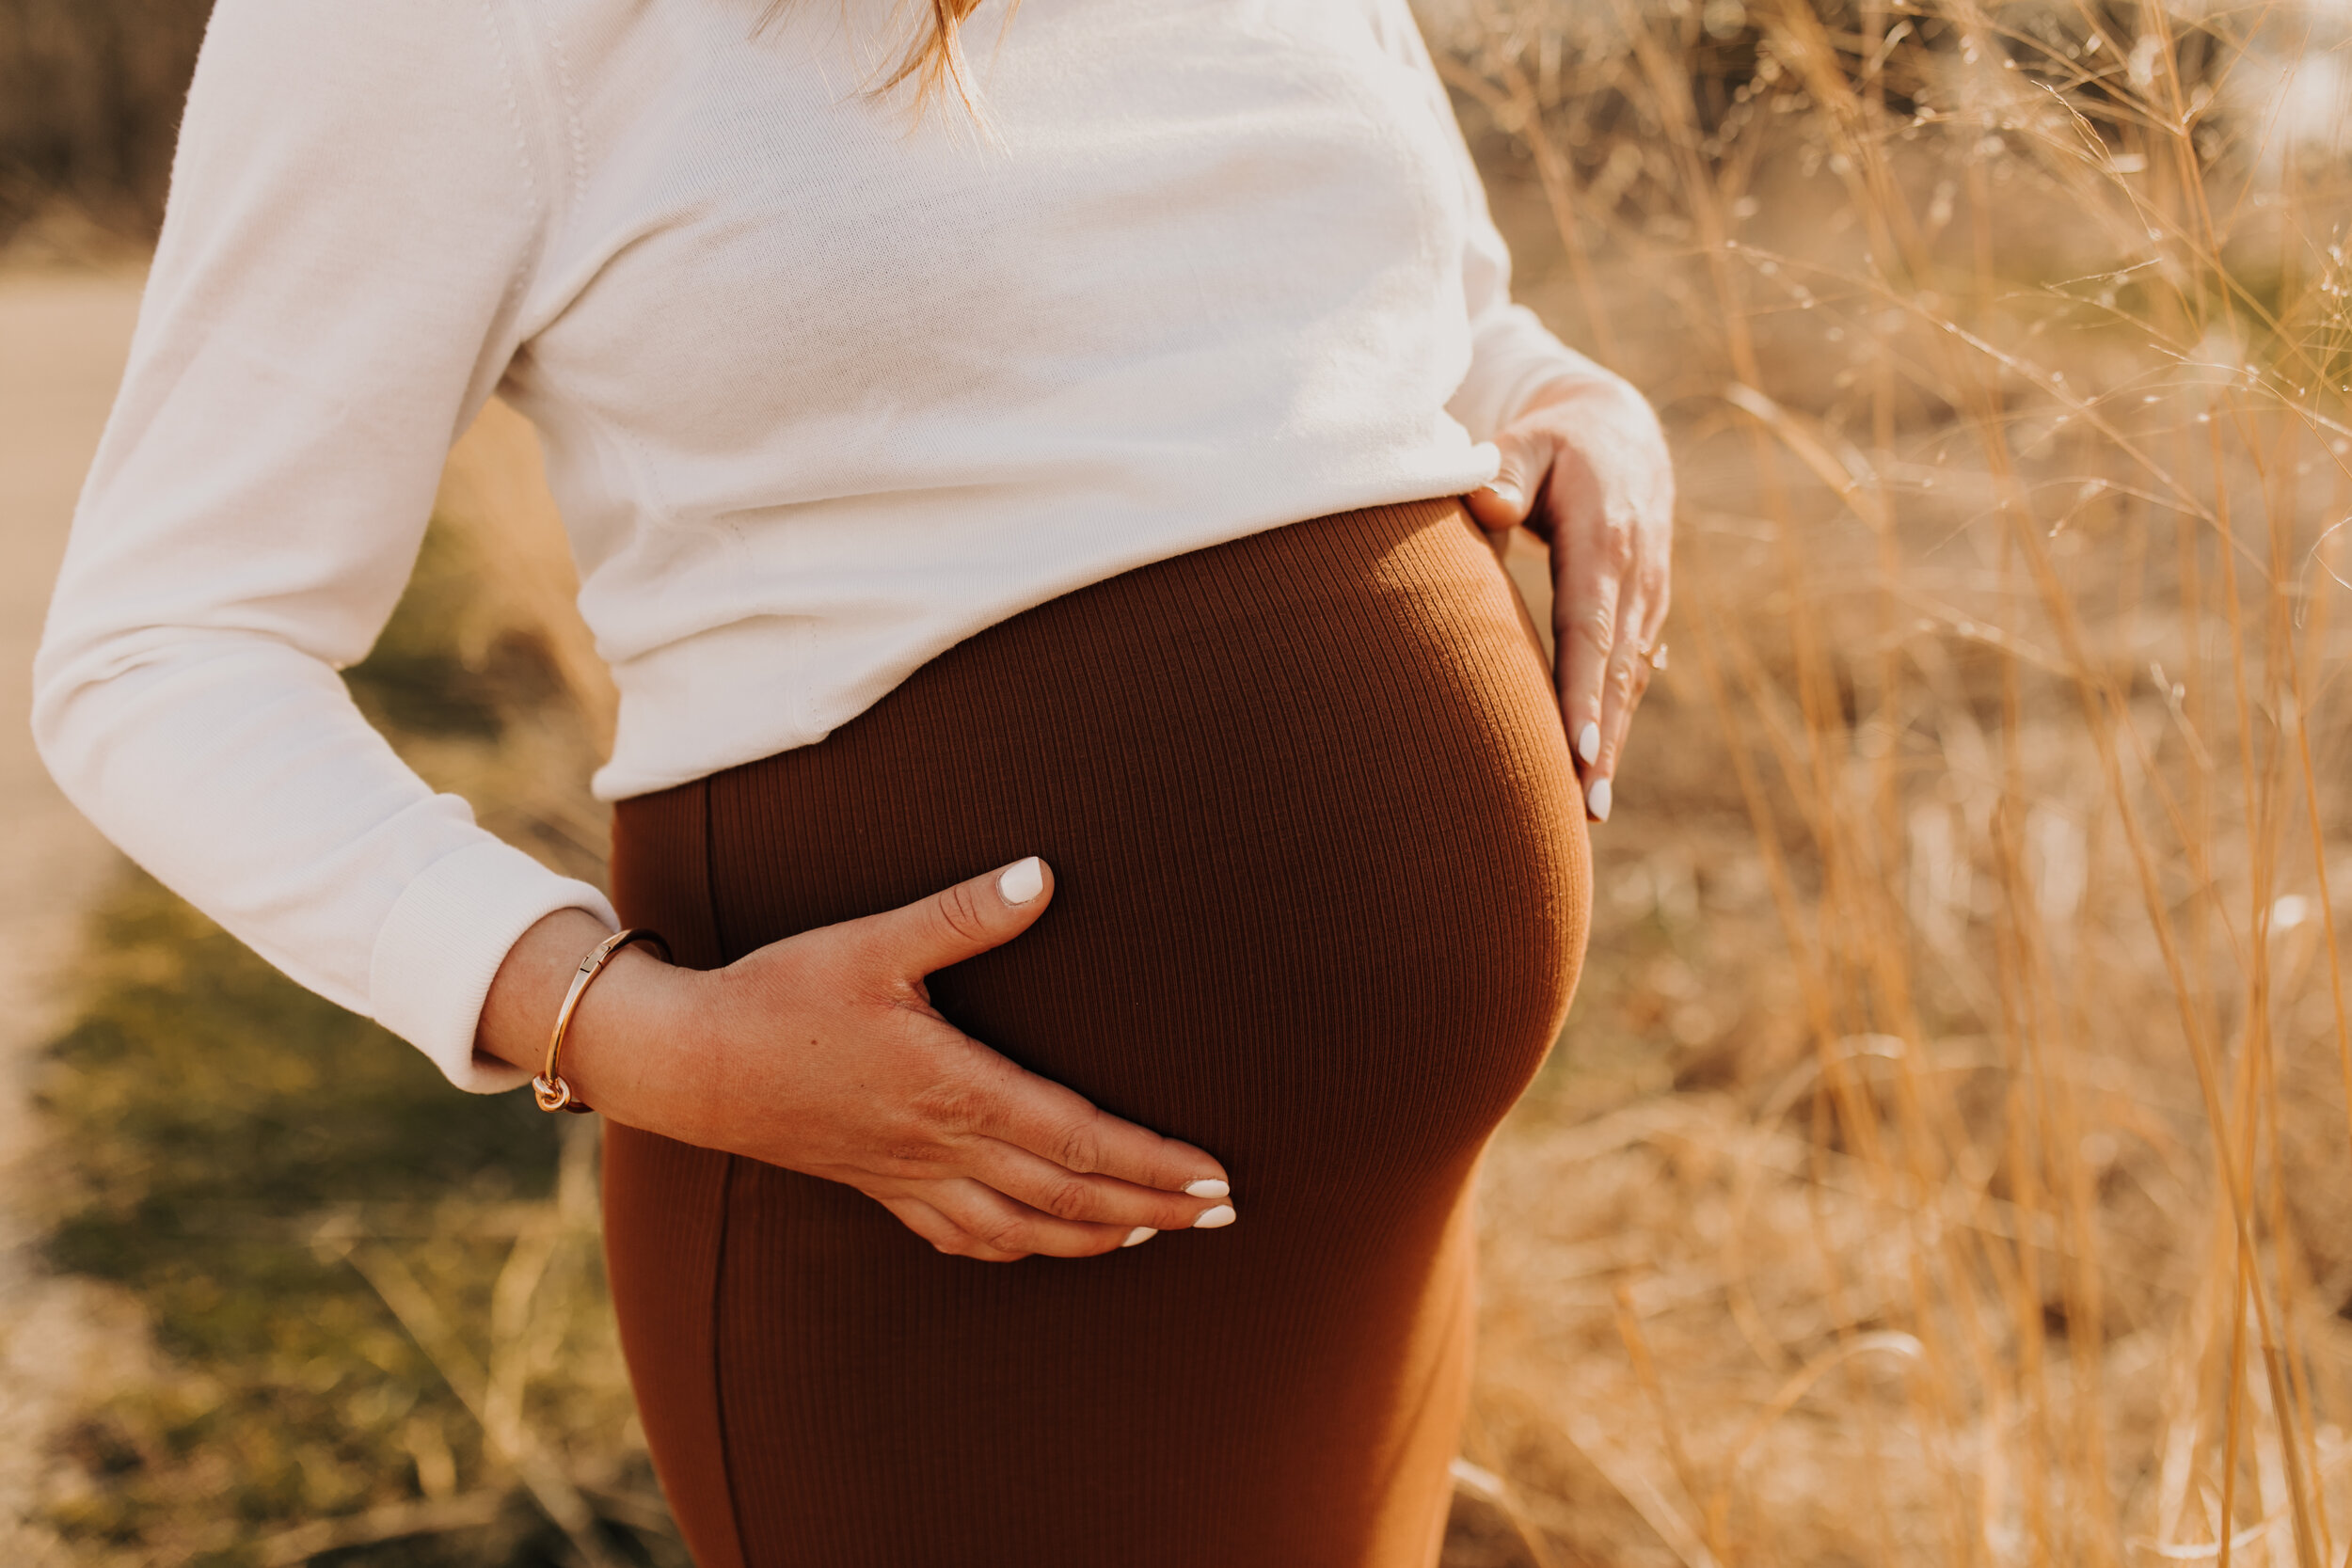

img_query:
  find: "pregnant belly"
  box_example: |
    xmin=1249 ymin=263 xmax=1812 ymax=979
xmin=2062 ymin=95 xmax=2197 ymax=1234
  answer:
xmin=624 ymin=496 xmax=1591 ymax=1227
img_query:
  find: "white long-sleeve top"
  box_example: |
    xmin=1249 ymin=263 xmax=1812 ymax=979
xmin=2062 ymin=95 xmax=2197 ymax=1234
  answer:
xmin=33 ymin=0 xmax=1616 ymax=1094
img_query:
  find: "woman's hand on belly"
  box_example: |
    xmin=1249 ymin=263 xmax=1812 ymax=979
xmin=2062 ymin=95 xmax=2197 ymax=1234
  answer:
xmin=476 ymin=861 xmax=1235 ymax=1260
xmin=1466 ymin=373 xmax=1675 ymax=825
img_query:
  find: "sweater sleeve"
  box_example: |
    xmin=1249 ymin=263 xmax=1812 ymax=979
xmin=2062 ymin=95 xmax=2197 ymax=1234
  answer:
xmin=30 ymin=0 xmax=617 ymax=1094
xmin=1380 ymin=0 xmax=1628 ymax=441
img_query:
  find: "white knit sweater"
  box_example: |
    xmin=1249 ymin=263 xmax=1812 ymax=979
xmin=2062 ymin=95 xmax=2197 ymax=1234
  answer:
xmin=33 ymin=0 xmax=1617 ymax=1093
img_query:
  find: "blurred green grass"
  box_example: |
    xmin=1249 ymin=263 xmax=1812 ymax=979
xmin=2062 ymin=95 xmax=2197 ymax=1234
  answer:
xmin=32 ymin=521 xmax=685 ymax=1566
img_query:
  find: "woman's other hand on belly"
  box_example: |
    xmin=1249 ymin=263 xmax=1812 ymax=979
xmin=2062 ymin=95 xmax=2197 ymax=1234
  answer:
xmin=1465 ymin=374 xmax=1675 ymax=825
xmin=475 ymin=862 xmax=1235 ymax=1260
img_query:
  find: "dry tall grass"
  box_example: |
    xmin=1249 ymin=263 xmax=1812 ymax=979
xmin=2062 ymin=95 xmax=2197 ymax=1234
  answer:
xmin=1416 ymin=0 xmax=2352 ymax=1563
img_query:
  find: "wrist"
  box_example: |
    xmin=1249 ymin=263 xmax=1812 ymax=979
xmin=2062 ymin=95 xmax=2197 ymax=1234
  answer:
xmin=474 ymin=910 xmax=703 ymax=1126
xmin=553 ymin=944 xmax=705 ymax=1129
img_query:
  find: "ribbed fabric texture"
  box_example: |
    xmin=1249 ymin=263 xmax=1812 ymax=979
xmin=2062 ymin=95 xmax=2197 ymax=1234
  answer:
xmin=600 ymin=498 xmax=1590 ymax=1568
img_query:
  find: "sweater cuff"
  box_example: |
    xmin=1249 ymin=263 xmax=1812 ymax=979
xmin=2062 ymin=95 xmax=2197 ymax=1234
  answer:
xmin=369 ymin=839 xmax=620 ymax=1094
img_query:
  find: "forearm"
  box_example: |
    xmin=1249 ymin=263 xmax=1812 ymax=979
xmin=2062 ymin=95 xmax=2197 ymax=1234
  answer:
xmin=30 ymin=0 xmax=596 ymax=1092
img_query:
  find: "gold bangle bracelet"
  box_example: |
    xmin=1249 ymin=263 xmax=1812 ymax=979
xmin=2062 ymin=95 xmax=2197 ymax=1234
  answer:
xmin=532 ymin=927 xmax=670 ymax=1114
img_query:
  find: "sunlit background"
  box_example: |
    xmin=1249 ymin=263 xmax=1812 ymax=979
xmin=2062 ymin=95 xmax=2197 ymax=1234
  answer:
xmin=7 ymin=0 xmax=2352 ymax=1562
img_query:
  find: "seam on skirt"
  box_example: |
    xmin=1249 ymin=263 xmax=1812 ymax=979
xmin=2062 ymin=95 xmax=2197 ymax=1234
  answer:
xmin=708 ymin=1152 xmax=751 ymax=1568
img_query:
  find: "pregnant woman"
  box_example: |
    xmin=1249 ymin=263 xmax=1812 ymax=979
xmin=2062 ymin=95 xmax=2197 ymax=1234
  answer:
xmin=34 ymin=0 xmax=1673 ymax=1561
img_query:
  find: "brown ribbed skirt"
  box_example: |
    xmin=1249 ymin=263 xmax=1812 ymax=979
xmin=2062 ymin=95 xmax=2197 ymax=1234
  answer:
xmin=601 ymin=497 xmax=1590 ymax=1568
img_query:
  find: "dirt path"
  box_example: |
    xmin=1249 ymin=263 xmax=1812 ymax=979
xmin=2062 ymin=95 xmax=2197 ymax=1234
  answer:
xmin=0 ymin=265 xmax=150 ymax=1560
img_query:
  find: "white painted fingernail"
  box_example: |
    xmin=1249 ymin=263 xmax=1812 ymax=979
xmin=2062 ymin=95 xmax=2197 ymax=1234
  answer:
xmin=1587 ymin=776 xmax=1613 ymax=822
xmin=1121 ymin=1226 xmax=1157 ymax=1247
xmin=1183 ymin=1179 xmax=1230 ymax=1199
xmin=1576 ymin=722 xmax=1600 ymax=767
xmin=997 ymin=856 xmax=1044 ymax=904
xmin=1484 ymin=481 xmax=1524 ymax=510
xmin=1192 ymin=1205 xmax=1236 ymax=1229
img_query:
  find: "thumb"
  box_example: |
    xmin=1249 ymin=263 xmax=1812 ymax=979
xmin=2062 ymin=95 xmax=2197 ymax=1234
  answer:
xmin=868 ymin=855 xmax=1055 ymax=978
xmin=1464 ymin=430 xmax=1545 ymax=533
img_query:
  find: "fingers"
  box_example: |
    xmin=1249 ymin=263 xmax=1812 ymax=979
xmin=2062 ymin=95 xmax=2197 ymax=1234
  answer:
xmin=1588 ymin=619 xmax=1651 ymax=824
xmin=1463 ymin=428 xmax=1548 ymax=534
xmin=1552 ymin=533 xmax=1625 ymax=818
xmin=1582 ymin=555 xmax=1670 ymax=823
xmin=961 ymin=1139 xmax=1234 ymax=1234
xmin=953 ymin=1044 xmax=1231 ymax=1198
xmin=829 ymin=855 xmax=1236 ymax=1217
xmin=876 ymin=1180 xmax=1173 ymax=1262
xmin=859 ymin=855 xmax=1055 ymax=979
xmin=872 ymin=1193 xmax=1023 ymax=1260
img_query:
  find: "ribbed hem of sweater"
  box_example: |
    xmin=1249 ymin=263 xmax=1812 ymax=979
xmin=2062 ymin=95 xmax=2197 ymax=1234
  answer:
xmin=368 ymin=840 xmax=619 ymax=1093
